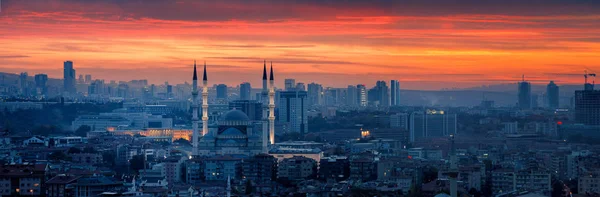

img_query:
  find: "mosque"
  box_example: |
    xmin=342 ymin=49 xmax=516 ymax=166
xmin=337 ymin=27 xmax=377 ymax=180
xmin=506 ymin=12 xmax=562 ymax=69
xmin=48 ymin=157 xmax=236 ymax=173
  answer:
xmin=190 ymin=61 xmax=276 ymax=156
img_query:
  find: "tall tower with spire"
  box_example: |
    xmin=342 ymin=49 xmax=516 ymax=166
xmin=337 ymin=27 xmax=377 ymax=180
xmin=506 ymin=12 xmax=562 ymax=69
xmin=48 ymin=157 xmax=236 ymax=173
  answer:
xmin=192 ymin=61 xmax=199 ymax=156
xmin=261 ymin=60 xmax=269 ymax=152
xmin=202 ymin=62 xmax=209 ymax=136
xmin=269 ymin=62 xmax=276 ymax=145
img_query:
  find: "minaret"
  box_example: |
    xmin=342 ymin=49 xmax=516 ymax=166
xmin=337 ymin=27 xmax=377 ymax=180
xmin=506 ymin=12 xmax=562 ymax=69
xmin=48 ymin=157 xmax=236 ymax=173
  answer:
xmin=449 ymin=134 xmax=458 ymax=197
xmin=192 ymin=61 xmax=199 ymax=156
xmin=202 ymin=62 xmax=209 ymax=136
xmin=269 ymin=62 xmax=275 ymax=145
xmin=226 ymin=175 xmax=231 ymax=197
xmin=261 ymin=60 xmax=269 ymax=153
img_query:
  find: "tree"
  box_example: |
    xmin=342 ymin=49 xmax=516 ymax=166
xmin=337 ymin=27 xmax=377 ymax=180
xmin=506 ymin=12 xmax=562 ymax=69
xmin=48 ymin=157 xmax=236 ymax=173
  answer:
xmin=75 ymin=125 xmax=91 ymax=137
xmin=48 ymin=150 xmax=68 ymax=161
xmin=130 ymin=155 xmax=145 ymax=173
xmin=552 ymin=181 xmax=565 ymax=197
xmin=68 ymin=147 xmax=81 ymax=154
xmin=83 ymin=146 xmax=97 ymax=153
xmin=102 ymin=151 xmax=116 ymax=167
xmin=245 ymin=180 xmax=253 ymax=194
xmin=422 ymin=166 xmax=438 ymax=183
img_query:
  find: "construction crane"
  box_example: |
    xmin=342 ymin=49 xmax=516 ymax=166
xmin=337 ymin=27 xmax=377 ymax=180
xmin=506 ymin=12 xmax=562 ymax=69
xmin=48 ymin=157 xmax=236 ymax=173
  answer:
xmin=584 ymin=70 xmax=597 ymax=84
xmin=584 ymin=68 xmax=597 ymax=90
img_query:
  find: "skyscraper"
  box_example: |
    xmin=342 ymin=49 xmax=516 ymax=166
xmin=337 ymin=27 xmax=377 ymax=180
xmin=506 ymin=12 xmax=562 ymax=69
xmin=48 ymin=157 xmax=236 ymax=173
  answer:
xmin=357 ymin=84 xmax=367 ymax=107
xmin=575 ymin=90 xmax=600 ymax=125
xmin=307 ymin=83 xmax=323 ymax=107
xmin=518 ymin=76 xmax=531 ymax=109
xmin=240 ymin=82 xmax=251 ymax=100
xmin=229 ymin=100 xmax=262 ymax=121
xmin=34 ymin=74 xmax=48 ymax=96
xmin=369 ymin=81 xmax=389 ymax=107
xmin=216 ymin=84 xmax=228 ymax=100
xmin=19 ymin=72 xmax=28 ymax=95
xmin=285 ymin=79 xmax=296 ymax=91
xmin=278 ymin=90 xmax=308 ymax=134
xmin=346 ymin=85 xmax=358 ymax=107
xmin=547 ymin=81 xmax=559 ymax=109
xmin=85 ymin=74 xmax=92 ymax=84
xmin=390 ymin=80 xmax=400 ymax=106
xmin=63 ymin=61 xmax=76 ymax=94
xmin=296 ymin=83 xmax=306 ymax=91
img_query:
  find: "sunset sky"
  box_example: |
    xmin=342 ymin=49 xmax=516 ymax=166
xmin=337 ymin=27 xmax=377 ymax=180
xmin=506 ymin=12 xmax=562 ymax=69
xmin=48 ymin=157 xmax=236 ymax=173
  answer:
xmin=1 ymin=0 xmax=600 ymax=90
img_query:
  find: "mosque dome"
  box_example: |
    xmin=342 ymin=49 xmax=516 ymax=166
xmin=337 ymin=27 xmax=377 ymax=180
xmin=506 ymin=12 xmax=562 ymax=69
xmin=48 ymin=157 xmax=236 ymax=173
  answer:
xmin=221 ymin=109 xmax=250 ymax=121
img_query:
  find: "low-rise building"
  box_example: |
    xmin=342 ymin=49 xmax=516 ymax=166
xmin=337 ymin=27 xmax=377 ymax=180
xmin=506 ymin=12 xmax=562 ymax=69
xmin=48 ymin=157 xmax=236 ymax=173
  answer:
xmin=0 ymin=163 xmax=47 ymax=196
xmin=277 ymin=156 xmax=317 ymax=181
xmin=318 ymin=156 xmax=350 ymax=181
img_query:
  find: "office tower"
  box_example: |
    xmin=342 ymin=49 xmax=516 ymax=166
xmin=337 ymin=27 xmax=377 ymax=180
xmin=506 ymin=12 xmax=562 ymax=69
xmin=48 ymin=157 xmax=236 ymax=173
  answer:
xmin=307 ymin=83 xmax=323 ymax=107
xmin=216 ymin=84 xmax=228 ymax=100
xmin=390 ymin=113 xmax=409 ymax=130
xmin=296 ymin=83 xmax=306 ymax=91
xmin=19 ymin=72 xmax=28 ymax=95
xmin=240 ymin=82 xmax=251 ymax=100
xmin=390 ymin=80 xmax=400 ymax=106
xmin=278 ymin=90 xmax=308 ymax=134
xmin=346 ymin=85 xmax=358 ymax=107
xmin=369 ymin=81 xmax=389 ymax=107
xmin=409 ymin=110 xmax=457 ymax=142
xmin=229 ymin=100 xmax=262 ymax=121
xmin=166 ymin=85 xmax=173 ymax=97
xmin=324 ymin=88 xmax=346 ymax=107
xmin=85 ymin=74 xmax=92 ymax=84
xmin=547 ymin=81 xmax=559 ymax=109
xmin=88 ymin=80 xmax=104 ymax=95
xmin=285 ymin=79 xmax=296 ymax=90
xmin=63 ymin=61 xmax=76 ymax=94
xmin=78 ymin=74 xmax=84 ymax=84
xmin=531 ymin=94 xmax=539 ymax=108
xmin=518 ymin=76 xmax=531 ymax=109
xmin=575 ymin=90 xmax=600 ymax=125
xmin=34 ymin=74 xmax=48 ymax=96
xmin=357 ymin=84 xmax=367 ymax=107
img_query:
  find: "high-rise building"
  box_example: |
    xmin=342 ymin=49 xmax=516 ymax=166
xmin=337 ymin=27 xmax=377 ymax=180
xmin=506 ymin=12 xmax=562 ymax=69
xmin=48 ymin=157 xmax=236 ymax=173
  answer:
xmin=307 ymin=83 xmax=323 ymax=107
xmin=296 ymin=83 xmax=306 ymax=91
xmin=34 ymin=74 xmax=48 ymax=96
xmin=390 ymin=113 xmax=408 ymax=130
xmin=369 ymin=81 xmax=389 ymax=107
xmin=63 ymin=61 xmax=76 ymax=94
xmin=547 ymin=81 xmax=559 ymax=109
xmin=324 ymin=88 xmax=346 ymax=107
xmin=409 ymin=110 xmax=457 ymax=142
xmin=216 ymin=84 xmax=228 ymax=100
xmin=346 ymin=85 xmax=358 ymax=107
xmin=575 ymin=90 xmax=600 ymax=125
xmin=78 ymin=74 xmax=84 ymax=84
xmin=285 ymin=79 xmax=296 ymax=91
xmin=390 ymin=80 xmax=400 ymax=106
xmin=85 ymin=74 xmax=92 ymax=84
xmin=278 ymin=90 xmax=308 ymax=133
xmin=229 ymin=100 xmax=262 ymax=121
xmin=19 ymin=72 xmax=28 ymax=95
xmin=240 ymin=82 xmax=251 ymax=100
xmin=357 ymin=84 xmax=367 ymax=107
xmin=518 ymin=76 xmax=531 ymax=109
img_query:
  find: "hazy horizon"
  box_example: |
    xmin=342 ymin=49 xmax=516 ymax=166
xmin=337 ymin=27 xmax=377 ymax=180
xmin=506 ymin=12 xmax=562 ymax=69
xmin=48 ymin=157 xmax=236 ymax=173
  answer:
xmin=1 ymin=0 xmax=600 ymax=89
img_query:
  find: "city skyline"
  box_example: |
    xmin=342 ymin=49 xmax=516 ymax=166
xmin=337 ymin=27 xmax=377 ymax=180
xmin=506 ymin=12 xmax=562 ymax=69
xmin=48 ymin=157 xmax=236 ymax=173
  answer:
xmin=1 ymin=1 xmax=600 ymax=89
